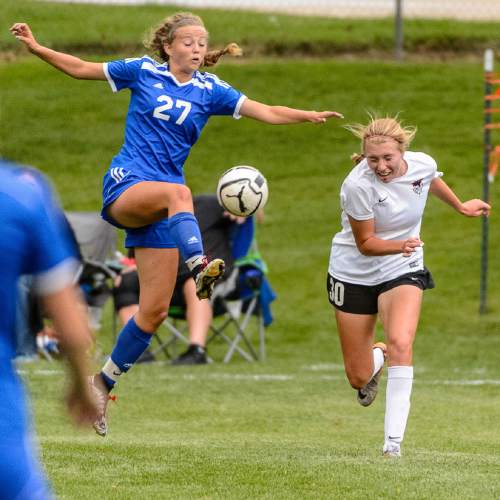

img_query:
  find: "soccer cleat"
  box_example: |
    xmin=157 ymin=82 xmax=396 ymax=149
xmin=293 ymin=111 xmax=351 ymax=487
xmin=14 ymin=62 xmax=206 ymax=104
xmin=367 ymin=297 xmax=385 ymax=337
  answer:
xmin=195 ymin=258 xmax=225 ymax=300
xmin=357 ymin=342 xmax=387 ymax=407
xmin=88 ymin=374 xmax=110 ymax=437
xmin=383 ymin=443 xmax=401 ymax=458
xmin=172 ymin=344 xmax=208 ymax=365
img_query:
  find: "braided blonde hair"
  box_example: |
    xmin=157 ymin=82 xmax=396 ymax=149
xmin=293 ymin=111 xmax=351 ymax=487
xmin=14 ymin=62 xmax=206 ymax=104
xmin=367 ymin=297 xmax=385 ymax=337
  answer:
xmin=346 ymin=114 xmax=417 ymax=164
xmin=144 ymin=12 xmax=242 ymax=67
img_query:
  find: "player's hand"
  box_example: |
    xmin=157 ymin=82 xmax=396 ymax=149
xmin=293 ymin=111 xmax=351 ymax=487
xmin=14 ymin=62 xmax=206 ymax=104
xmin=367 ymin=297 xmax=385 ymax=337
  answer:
xmin=223 ymin=211 xmax=246 ymax=224
xmin=66 ymin=381 xmax=99 ymax=428
xmin=10 ymin=23 xmax=39 ymax=51
xmin=401 ymin=237 xmax=424 ymax=257
xmin=459 ymin=199 xmax=491 ymax=217
xmin=308 ymin=111 xmax=344 ymax=123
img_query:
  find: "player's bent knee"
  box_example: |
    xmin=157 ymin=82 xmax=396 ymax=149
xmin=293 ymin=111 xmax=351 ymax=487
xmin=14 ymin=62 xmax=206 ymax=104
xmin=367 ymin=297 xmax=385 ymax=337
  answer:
xmin=137 ymin=306 xmax=169 ymax=332
xmin=168 ymin=184 xmax=192 ymax=206
xmin=345 ymin=369 xmax=371 ymax=390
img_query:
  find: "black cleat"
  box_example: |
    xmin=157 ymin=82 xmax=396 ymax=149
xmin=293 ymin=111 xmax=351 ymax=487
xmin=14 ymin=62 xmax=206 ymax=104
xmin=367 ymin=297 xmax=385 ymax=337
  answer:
xmin=172 ymin=344 xmax=208 ymax=366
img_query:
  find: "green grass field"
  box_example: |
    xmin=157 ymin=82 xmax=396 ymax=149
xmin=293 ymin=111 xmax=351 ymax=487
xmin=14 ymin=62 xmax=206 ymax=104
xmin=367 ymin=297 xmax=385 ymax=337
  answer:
xmin=2 ymin=2 xmax=500 ymax=498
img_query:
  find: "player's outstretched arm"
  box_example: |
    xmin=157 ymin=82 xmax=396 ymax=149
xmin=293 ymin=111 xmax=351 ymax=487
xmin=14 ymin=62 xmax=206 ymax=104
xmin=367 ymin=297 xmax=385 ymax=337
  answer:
xmin=10 ymin=23 xmax=105 ymax=80
xmin=240 ymin=98 xmax=343 ymax=125
xmin=42 ymin=285 xmax=98 ymax=427
xmin=430 ymin=177 xmax=491 ymax=217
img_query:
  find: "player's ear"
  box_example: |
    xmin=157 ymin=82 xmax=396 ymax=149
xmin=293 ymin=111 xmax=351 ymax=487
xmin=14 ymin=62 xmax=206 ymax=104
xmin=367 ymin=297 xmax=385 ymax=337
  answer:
xmin=163 ymin=41 xmax=172 ymax=58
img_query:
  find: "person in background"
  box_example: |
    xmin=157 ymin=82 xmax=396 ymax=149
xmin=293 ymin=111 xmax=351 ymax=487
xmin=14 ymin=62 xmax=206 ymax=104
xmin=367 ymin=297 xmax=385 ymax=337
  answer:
xmin=0 ymin=160 xmax=97 ymax=498
xmin=326 ymin=115 xmax=490 ymax=457
xmin=15 ymin=275 xmax=39 ymax=362
xmin=11 ymin=13 xmax=342 ymax=436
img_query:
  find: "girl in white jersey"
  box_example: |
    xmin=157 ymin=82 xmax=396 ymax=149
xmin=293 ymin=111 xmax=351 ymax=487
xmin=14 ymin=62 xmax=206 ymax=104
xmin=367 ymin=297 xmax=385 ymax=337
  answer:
xmin=11 ymin=13 xmax=343 ymax=437
xmin=327 ymin=116 xmax=490 ymax=457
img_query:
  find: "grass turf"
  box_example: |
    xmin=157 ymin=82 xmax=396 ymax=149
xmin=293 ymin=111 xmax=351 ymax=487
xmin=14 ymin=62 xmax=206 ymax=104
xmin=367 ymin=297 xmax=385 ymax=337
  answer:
xmin=22 ymin=361 xmax=500 ymax=499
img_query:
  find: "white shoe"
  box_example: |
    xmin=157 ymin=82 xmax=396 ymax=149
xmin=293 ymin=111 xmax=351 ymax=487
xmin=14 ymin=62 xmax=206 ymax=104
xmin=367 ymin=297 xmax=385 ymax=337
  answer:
xmin=88 ymin=374 xmax=110 ymax=437
xmin=383 ymin=443 xmax=401 ymax=458
xmin=357 ymin=342 xmax=387 ymax=407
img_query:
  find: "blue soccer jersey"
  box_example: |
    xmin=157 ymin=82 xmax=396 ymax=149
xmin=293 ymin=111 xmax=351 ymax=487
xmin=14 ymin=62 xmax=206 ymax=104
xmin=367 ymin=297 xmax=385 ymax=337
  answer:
xmin=0 ymin=161 xmax=79 ymax=499
xmin=0 ymin=162 xmax=78 ymax=361
xmin=103 ymin=56 xmax=246 ymax=184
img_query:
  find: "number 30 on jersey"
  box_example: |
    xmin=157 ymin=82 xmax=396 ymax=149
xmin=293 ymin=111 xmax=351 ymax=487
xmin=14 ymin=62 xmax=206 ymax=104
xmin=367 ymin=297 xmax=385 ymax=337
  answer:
xmin=153 ymin=95 xmax=191 ymax=125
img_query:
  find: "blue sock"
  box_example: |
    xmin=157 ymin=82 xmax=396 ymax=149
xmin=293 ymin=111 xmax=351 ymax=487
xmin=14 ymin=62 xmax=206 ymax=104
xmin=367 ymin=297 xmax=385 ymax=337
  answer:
xmin=101 ymin=318 xmax=152 ymax=390
xmin=168 ymin=212 xmax=204 ymax=261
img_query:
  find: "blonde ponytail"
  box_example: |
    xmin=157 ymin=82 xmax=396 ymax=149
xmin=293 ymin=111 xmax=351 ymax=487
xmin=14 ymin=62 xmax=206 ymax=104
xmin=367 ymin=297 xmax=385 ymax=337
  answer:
xmin=350 ymin=153 xmax=365 ymax=165
xmin=203 ymin=42 xmax=242 ymax=67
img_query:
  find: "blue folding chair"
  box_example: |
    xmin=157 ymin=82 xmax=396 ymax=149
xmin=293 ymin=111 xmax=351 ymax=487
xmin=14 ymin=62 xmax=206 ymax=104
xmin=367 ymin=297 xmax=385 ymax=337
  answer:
xmin=208 ymin=216 xmax=276 ymax=362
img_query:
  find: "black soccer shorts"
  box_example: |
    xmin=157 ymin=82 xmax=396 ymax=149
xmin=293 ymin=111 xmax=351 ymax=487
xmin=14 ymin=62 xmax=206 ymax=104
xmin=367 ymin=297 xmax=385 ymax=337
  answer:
xmin=326 ymin=268 xmax=435 ymax=315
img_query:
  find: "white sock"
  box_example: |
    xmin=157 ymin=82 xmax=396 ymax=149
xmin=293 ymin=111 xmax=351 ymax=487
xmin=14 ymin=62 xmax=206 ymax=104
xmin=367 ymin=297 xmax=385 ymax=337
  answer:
xmin=384 ymin=366 xmax=413 ymax=451
xmin=102 ymin=358 xmax=122 ymax=384
xmin=371 ymin=346 xmax=385 ymax=378
xmin=185 ymin=254 xmax=204 ymax=271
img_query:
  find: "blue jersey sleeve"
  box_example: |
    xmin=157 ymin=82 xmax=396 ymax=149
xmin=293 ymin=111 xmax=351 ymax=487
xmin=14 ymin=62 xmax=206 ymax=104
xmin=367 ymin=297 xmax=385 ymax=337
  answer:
xmin=208 ymin=74 xmax=246 ymax=118
xmin=19 ymin=173 xmax=78 ymax=294
xmin=103 ymin=57 xmax=145 ymax=92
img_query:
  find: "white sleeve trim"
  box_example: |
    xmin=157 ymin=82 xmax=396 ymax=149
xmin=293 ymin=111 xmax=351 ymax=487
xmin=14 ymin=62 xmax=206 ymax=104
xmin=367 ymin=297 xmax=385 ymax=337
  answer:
xmin=233 ymin=95 xmax=247 ymax=119
xmin=435 ymin=170 xmax=444 ymax=178
xmin=32 ymin=258 xmax=80 ymax=296
xmin=103 ymin=62 xmax=118 ymax=93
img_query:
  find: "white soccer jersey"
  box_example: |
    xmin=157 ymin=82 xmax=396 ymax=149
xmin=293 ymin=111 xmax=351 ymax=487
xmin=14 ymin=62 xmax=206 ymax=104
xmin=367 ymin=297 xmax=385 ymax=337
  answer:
xmin=328 ymin=151 xmax=442 ymax=285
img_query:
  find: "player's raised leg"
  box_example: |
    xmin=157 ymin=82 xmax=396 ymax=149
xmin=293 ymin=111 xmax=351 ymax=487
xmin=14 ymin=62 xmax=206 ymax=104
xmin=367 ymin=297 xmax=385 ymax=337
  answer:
xmin=107 ymin=181 xmax=224 ymax=299
xmin=335 ymin=310 xmax=382 ymax=395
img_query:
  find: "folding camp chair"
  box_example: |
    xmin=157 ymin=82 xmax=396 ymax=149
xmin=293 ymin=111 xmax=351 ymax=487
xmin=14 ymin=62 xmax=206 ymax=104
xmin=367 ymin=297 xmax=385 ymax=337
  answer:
xmin=148 ymin=268 xmax=240 ymax=363
xmin=153 ymin=213 xmax=276 ymax=363
xmin=65 ymin=211 xmax=118 ymax=330
xmin=207 ymin=214 xmax=276 ymax=362
xmin=208 ymin=264 xmax=267 ymax=362
xmin=152 ymin=266 xmax=268 ymax=363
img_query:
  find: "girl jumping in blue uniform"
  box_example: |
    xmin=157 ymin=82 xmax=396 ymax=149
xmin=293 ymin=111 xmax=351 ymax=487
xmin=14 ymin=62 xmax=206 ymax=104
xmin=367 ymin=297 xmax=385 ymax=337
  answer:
xmin=11 ymin=12 xmax=343 ymax=436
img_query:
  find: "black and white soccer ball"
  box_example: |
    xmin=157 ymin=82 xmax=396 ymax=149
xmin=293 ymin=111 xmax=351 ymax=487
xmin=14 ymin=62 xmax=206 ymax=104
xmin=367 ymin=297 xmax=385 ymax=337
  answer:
xmin=216 ymin=165 xmax=268 ymax=217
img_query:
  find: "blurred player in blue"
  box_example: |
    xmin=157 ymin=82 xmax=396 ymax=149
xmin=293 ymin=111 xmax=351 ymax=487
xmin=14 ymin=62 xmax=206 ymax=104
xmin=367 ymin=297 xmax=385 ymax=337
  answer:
xmin=11 ymin=12 xmax=343 ymax=436
xmin=0 ymin=160 xmax=97 ymax=499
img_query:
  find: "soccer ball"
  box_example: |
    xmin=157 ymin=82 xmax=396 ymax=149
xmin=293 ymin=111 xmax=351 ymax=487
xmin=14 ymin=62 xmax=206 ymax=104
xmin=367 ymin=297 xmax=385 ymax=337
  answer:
xmin=217 ymin=165 xmax=268 ymax=217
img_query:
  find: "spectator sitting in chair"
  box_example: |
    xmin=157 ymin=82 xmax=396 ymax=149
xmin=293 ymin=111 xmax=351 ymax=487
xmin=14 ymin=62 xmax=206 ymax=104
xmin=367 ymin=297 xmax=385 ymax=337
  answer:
xmin=113 ymin=194 xmax=252 ymax=365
